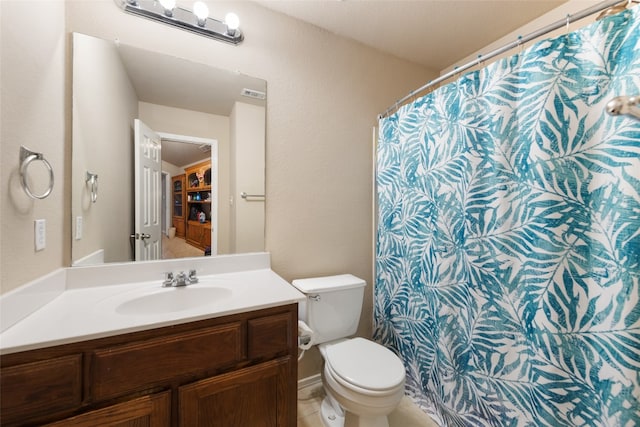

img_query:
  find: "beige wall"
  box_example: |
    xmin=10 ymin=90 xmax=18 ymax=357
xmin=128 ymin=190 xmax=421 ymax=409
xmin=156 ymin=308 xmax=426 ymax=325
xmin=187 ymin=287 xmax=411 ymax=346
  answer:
xmin=138 ymin=102 xmax=231 ymax=254
xmin=161 ymin=161 xmax=184 ymax=179
xmin=230 ymin=102 xmax=265 ymax=253
xmin=442 ymin=0 xmax=601 ymax=76
xmin=0 ymin=0 xmax=603 ymax=381
xmin=1 ymin=0 xmax=436 ymax=378
xmin=72 ymin=33 xmax=138 ymax=264
xmin=1 ymin=1 xmax=67 ymax=290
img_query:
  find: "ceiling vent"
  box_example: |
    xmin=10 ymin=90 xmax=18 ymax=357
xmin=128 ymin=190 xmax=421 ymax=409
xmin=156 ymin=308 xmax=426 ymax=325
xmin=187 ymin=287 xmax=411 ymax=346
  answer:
xmin=241 ymin=88 xmax=266 ymax=100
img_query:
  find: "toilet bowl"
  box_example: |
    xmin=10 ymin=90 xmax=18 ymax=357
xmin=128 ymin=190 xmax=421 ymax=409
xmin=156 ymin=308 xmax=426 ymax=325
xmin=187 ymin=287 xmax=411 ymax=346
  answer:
xmin=318 ymin=338 xmax=406 ymax=427
xmin=291 ymin=275 xmax=406 ymax=427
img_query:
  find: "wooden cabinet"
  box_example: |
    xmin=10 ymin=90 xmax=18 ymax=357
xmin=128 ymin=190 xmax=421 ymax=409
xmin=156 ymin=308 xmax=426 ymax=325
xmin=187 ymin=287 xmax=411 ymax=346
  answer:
xmin=186 ymin=221 xmax=212 ymax=251
xmin=0 ymin=304 xmax=297 ymax=427
xmin=185 ymin=161 xmax=212 ymax=251
xmin=172 ymin=174 xmax=185 ymax=238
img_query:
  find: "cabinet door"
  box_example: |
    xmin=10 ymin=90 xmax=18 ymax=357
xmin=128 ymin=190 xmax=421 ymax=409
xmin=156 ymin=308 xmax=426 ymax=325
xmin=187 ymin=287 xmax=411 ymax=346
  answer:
xmin=45 ymin=392 xmax=170 ymax=427
xmin=179 ymin=358 xmax=293 ymax=427
xmin=203 ymin=225 xmax=212 ymax=249
xmin=174 ymin=218 xmax=185 ymax=238
xmin=186 ymin=222 xmax=202 ymax=246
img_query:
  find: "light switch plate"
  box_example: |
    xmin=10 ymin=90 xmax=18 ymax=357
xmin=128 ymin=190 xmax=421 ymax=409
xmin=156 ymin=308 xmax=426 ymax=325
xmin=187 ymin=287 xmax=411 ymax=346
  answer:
xmin=34 ymin=219 xmax=46 ymax=251
xmin=75 ymin=216 xmax=83 ymax=240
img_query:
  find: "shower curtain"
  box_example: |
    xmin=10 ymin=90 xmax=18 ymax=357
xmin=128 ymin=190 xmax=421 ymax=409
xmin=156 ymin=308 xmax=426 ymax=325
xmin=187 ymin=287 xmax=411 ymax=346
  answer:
xmin=375 ymin=8 xmax=639 ymax=427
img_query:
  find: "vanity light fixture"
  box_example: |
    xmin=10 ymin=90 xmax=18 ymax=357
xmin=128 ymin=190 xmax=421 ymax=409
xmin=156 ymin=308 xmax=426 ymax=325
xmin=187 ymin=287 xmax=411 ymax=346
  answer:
xmin=193 ymin=1 xmax=209 ymax=27
xmin=225 ymin=12 xmax=240 ymax=37
xmin=116 ymin=0 xmax=244 ymax=45
xmin=158 ymin=0 xmax=176 ymax=17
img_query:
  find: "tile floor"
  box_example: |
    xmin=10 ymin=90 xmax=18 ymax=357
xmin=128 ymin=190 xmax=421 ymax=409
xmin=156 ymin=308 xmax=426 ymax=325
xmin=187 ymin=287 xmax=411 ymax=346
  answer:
xmin=297 ymin=383 xmax=439 ymax=427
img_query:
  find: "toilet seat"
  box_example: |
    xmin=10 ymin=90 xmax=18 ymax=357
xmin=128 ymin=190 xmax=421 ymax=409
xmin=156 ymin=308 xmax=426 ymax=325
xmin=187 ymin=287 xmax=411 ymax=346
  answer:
xmin=323 ymin=338 xmax=405 ymax=394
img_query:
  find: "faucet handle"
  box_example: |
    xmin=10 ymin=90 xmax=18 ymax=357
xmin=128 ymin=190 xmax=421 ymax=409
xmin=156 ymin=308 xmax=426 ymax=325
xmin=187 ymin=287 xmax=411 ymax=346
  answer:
xmin=163 ymin=272 xmax=174 ymax=287
xmin=188 ymin=269 xmax=199 ymax=284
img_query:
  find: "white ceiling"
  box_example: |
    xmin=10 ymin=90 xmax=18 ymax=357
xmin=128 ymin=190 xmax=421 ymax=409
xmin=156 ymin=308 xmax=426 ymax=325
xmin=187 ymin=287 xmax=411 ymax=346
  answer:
xmin=117 ymin=43 xmax=266 ymax=117
xmin=256 ymin=0 xmax=569 ymax=71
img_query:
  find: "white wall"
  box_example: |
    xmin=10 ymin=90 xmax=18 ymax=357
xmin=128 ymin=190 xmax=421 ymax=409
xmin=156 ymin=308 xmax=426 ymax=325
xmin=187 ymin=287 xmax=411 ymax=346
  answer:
xmin=72 ymin=33 xmax=138 ymax=264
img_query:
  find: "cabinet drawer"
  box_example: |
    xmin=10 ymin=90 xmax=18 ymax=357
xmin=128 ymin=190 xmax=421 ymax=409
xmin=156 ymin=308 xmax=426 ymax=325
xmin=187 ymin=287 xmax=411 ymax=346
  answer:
xmin=0 ymin=354 xmax=82 ymax=424
xmin=248 ymin=313 xmax=293 ymax=359
xmin=91 ymin=322 xmax=243 ymax=400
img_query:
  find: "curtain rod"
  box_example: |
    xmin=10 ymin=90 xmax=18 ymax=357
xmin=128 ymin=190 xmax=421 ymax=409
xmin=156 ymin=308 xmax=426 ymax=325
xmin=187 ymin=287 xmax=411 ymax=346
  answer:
xmin=378 ymin=0 xmax=628 ymax=119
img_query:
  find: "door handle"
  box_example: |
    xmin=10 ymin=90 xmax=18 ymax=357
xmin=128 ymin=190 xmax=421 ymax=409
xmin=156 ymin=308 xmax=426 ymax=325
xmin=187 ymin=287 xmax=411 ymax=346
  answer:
xmin=130 ymin=233 xmax=152 ymax=240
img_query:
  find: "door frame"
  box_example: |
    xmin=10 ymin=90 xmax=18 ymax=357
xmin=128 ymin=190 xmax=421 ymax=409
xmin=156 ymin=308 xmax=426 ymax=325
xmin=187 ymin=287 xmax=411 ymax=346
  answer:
xmin=158 ymin=132 xmax=219 ymax=256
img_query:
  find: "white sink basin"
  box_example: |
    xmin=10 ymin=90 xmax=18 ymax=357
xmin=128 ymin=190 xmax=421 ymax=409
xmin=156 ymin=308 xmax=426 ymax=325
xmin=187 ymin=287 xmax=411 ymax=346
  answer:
xmin=115 ymin=286 xmax=232 ymax=315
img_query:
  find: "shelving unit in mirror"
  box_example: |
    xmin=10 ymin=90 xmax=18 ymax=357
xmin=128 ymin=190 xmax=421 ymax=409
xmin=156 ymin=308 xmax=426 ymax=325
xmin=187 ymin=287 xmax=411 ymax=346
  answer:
xmin=185 ymin=160 xmax=212 ymax=251
xmin=172 ymin=174 xmax=186 ymax=238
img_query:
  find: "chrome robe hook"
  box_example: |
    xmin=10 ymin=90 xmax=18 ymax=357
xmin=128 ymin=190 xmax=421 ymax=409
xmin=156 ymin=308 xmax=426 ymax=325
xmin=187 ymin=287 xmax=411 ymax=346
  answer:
xmin=86 ymin=171 xmax=99 ymax=203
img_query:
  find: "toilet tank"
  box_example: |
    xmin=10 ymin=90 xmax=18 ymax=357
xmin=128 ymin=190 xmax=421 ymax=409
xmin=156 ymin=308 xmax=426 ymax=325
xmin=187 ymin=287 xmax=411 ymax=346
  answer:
xmin=291 ymin=274 xmax=366 ymax=345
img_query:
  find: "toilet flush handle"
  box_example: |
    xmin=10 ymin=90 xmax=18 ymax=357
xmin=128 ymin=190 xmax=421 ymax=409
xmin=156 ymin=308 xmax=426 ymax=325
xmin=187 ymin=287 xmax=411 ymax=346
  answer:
xmin=308 ymin=294 xmax=321 ymax=302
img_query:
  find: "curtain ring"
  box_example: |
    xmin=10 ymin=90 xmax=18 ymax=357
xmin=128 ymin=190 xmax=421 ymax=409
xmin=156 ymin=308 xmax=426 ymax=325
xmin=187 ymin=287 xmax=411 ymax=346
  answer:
xmin=19 ymin=146 xmax=54 ymax=200
xmin=566 ymin=14 xmax=571 ymax=33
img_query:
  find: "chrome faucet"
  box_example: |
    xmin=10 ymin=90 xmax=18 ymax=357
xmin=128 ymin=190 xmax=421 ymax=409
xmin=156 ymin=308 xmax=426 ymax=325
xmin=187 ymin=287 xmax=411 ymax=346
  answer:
xmin=163 ymin=269 xmax=198 ymax=287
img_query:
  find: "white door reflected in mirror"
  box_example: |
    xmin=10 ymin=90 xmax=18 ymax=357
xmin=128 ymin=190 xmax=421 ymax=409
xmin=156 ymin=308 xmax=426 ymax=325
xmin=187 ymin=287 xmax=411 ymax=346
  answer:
xmin=134 ymin=119 xmax=162 ymax=261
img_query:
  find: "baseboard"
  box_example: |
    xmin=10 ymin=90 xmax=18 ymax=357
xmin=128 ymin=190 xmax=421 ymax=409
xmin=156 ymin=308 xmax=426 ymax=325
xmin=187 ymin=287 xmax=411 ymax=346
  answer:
xmin=298 ymin=373 xmax=322 ymax=390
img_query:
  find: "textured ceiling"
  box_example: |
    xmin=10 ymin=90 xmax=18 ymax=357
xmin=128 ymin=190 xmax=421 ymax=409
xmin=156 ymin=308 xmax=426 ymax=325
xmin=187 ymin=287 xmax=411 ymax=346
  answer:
xmin=255 ymin=0 xmax=569 ymax=71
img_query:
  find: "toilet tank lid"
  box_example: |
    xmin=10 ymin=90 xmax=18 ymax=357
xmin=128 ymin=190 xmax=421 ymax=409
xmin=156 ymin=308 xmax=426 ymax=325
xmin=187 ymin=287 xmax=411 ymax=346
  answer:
xmin=291 ymin=274 xmax=366 ymax=293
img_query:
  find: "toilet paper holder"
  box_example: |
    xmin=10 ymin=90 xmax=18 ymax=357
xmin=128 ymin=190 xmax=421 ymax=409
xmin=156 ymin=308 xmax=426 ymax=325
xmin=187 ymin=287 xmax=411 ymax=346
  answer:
xmin=298 ymin=320 xmax=314 ymax=350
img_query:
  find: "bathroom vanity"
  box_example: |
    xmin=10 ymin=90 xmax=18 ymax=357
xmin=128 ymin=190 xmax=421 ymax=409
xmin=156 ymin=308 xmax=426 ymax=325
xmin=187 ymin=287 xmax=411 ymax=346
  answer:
xmin=0 ymin=255 xmax=304 ymax=426
xmin=1 ymin=304 xmax=296 ymax=426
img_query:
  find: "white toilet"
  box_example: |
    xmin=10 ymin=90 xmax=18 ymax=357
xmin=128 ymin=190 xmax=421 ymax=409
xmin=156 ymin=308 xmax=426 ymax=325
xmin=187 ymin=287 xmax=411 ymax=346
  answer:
xmin=292 ymin=274 xmax=406 ymax=427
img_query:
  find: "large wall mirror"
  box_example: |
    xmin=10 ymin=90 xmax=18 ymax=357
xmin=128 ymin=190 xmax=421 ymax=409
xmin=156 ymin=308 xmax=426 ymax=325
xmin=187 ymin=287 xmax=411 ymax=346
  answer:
xmin=71 ymin=33 xmax=266 ymax=266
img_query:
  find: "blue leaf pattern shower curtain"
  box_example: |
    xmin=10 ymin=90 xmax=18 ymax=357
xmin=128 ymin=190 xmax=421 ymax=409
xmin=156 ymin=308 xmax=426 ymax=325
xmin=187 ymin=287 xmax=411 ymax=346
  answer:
xmin=375 ymin=8 xmax=640 ymax=427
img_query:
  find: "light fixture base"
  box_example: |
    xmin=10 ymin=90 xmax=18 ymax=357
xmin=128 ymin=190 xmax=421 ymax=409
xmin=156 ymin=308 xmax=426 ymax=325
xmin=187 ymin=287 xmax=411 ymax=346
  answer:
xmin=117 ymin=0 xmax=244 ymax=45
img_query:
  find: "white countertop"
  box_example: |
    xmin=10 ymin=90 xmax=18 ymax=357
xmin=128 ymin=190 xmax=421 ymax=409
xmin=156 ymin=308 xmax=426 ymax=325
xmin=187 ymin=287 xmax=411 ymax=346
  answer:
xmin=0 ymin=267 xmax=304 ymax=355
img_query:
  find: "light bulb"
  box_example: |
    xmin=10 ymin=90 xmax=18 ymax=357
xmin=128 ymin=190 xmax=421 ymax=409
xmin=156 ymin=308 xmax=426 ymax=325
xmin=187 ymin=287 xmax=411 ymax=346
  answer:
xmin=193 ymin=1 xmax=209 ymax=26
xmin=158 ymin=0 xmax=176 ymax=16
xmin=225 ymin=12 xmax=240 ymax=34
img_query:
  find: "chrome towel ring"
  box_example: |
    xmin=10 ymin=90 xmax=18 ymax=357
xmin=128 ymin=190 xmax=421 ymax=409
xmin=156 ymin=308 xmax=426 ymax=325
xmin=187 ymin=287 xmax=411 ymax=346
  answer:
xmin=19 ymin=146 xmax=54 ymax=200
